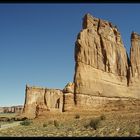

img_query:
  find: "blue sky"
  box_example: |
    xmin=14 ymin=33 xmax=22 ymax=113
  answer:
xmin=0 ymin=4 xmax=140 ymax=106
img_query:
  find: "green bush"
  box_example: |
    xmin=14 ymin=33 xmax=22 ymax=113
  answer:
xmin=20 ymin=119 xmax=32 ymax=126
xmin=75 ymin=114 xmax=80 ymax=119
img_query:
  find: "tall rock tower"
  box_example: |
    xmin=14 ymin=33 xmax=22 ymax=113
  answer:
xmin=74 ymin=13 xmax=130 ymax=99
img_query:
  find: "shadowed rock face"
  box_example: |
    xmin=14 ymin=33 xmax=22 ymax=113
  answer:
xmin=74 ymin=13 xmax=140 ymax=101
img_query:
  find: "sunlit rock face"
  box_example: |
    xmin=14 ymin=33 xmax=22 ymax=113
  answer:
xmin=22 ymin=83 xmax=74 ymax=118
xmin=62 ymin=82 xmax=75 ymax=112
xmin=128 ymin=32 xmax=140 ymax=96
xmin=130 ymin=32 xmax=140 ymax=79
xmin=74 ymin=13 xmax=140 ymax=101
xmin=74 ymin=13 xmax=129 ymax=98
xmin=22 ymin=85 xmax=63 ymax=118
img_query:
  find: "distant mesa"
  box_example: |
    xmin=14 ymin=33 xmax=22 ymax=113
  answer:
xmin=20 ymin=13 xmax=140 ymax=119
xmin=0 ymin=105 xmax=23 ymax=114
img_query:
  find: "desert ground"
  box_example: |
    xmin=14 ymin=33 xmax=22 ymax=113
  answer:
xmin=0 ymin=110 xmax=140 ymax=137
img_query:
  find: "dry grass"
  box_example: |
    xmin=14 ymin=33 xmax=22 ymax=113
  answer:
xmin=0 ymin=113 xmax=18 ymax=125
xmin=0 ymin=110 xmax=140 ymax=136
xmin=0 ymin=113 xmax=17 ymax=118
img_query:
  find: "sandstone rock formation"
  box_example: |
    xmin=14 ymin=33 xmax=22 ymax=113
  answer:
xmin=128 ymin=32 xmax=140 ymax=97
xmin=22 ymin=83 xmax=76 ymax=118
xmin=63 ymin=82 xmax=75 ymax=112
xmin=130 ymin=32 xmax=140 ymax=79
xmin=74 ymin=13 xmax=140 ymax=103
xmin=22 ymin=85 xmax=64 ymax=118
xmin=22 ymin=13 xmax=140 ymax=118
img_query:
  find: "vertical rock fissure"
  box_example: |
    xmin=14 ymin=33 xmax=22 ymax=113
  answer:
xmin=126 ymin=53 xmax=131 ymax=86
xmin=62 ymin=93 xmax=65 ymax=112
xmin=97 ymin=19 xmax=108 ymax=72
xmin=100 ymin=36 xmax=108 ymax=72
xmin=44 ymin=89 xmax=47 ymax=106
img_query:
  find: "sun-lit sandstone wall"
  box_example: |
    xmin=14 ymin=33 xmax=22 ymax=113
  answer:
xmin=74 ymin=14 xmax=140 ymax=105
xmin=22 ymin=85 xmax=63 ymax=118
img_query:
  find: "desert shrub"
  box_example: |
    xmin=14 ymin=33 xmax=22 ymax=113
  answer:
xmin=129 ymin=125 xmax=140 ymax=136
xmin=11 ymin=117 xmax=16 ymax=121
xmin=48 ymin=120 xmax=54 ymax=125
xmin=43 ymin=123 xmax=47 ymax=127
xmin=84 ymin=118 xmax=101 ymax=130
xmin=89 ymin=118 xmax=100 ymax=130
xmin=100 ymin=114 xmax=106 ymax=120
xmin=20 ymin=119 xmax=32 ymax=126
xmin=54 ymin=120 xmax=59 ymax=128
xmin=75 ymin=114 xmax=80 ymax=119
xmin=9 ymin=118 xmax=15 ymax=123
xmin=6 ymin=118 xmax=11 ymax=122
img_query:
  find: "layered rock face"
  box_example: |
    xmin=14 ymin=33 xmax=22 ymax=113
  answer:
xmin=22 ymin=83 xmax=75 ymax=118
xmin=63 ymin=82 xmax=75 ymax=112
xmin=130 ymin=32 xmax=140 ymax=79
xmin=128 ymin=32 xmax=140 ymax=96
xmin=22 ymin=85 xmax=46 ymax=118
xmin=74 ymin=13 xmax=140 ymax=101
xmin=22 ymin=85 xmax=64 ymax=118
